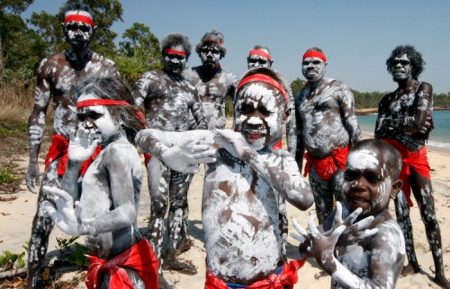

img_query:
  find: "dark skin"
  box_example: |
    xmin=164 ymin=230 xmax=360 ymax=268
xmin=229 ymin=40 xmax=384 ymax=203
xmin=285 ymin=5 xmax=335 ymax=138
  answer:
xmin=25 ymin=11 xmax=118 ymax=288
xmin=375 ymin=52 xmax=450 ymax=289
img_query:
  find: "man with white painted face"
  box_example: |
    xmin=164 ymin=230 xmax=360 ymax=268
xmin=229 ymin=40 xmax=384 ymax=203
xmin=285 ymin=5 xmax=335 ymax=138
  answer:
xmin=133 ymin=33 xmax=206 ymax=275
xmin=295 ymin=47 xmax=361 ymax=224
xmin=247 ymin=45 xmax=273 ymax=69
xmin=294 ymin=139 xmax=405 ymax=289
xmin=375 ymin=45 xmax=450 ymax=289
xmin=25 ymin=3 xmax=119 ymax=287
xmin=183 ymin=30 xmax=236 ymax=130
xmin=136 ymin=67 xmax=314 ymax=288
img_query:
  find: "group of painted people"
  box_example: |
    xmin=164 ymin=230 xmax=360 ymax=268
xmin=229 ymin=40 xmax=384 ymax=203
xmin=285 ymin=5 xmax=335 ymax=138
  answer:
xmin=23 ymin=2 xmax=449 ymax=289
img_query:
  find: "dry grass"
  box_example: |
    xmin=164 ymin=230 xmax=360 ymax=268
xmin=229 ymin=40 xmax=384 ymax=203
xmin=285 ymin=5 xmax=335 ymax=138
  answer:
xmin=0 ymin=80 xmax=35 ymax=123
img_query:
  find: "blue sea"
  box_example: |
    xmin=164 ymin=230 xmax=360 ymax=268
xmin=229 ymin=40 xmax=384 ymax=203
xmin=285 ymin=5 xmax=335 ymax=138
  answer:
xmin=357 ymin=110 xmax=450 ymax=150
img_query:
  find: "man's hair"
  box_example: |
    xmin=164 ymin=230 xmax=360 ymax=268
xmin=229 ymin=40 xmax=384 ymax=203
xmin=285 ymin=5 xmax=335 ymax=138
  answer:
xmin=196 ymin=30 xmax=226 ymax=58
xmin=62 ymin=1 xmax=96 ymax=21
xmin=161 ymin=33 xmax=192 ymax=58
xmin=305 ymin=47 xmax=324 ymax=54
xmin=351 ymin=139 xmax=402 ymax=180
xmin=252 ymin=45 xmax=271 ymax=55
xmin=75 ymin=77 xmax=145 ymax=144
xmin=386 ymin=45 xmax=425 ymax=80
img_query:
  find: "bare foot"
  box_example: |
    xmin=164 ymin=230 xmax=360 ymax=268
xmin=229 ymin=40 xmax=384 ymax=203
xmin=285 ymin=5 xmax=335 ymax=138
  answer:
xmin=162 ymin=258 xmax=197 ymax=275
xmin=176 ymin=238 xmax=193 ymax=256
xmin=401 ymin=263 xmax=421 ymax=276
xmin=434 ymin=274 xmax=450 ymax=289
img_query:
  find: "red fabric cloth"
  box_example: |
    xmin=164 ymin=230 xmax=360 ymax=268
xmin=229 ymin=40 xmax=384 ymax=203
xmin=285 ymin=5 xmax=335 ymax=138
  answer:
xmin=272 ymin=140 xmax=283 ymax=150
xmin=44 ymin=134 xmax=102 ymax=177
xmin=144 ymin=153 xmax=152 ymax=166
xmin=382 ymin=139 xmax=431 ymax=207
xmin=303 ymin=145 xmax=349 ymax=181
xmin=86 ymin=238 xmax=159 ymax=289
xmin=205 ymin=259 xmax=305 ymax=289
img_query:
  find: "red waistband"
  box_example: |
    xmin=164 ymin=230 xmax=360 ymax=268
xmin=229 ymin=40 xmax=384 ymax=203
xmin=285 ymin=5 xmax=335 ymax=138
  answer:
xmin=86 ymin=239 xmax=159 ymax=289
xmin=304 ymin=145 xmax=349 ymax=181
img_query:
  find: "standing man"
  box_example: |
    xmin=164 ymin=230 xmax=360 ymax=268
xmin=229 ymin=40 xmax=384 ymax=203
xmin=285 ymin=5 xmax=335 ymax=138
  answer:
xmin=183 ymin=30 xmax=236 ymax=130
xmin=375 ymin=45 xmax=450 ymax=289
xmin=247 ymin=45 xmax=273 ymax=69
xmin=295 ymin=47 xmax=361 ymax=223
xmin=25 ymin=3 xmax=119 ymax=287
xmin=133 ymin=33 xmax=206 ymax=275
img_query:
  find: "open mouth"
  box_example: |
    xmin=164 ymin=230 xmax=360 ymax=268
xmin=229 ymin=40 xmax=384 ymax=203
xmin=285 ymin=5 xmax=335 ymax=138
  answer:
xmin=348 ymin=196 xmax=369 ymax=207
xmin=242 ymin=128 xmax=266 ymax=142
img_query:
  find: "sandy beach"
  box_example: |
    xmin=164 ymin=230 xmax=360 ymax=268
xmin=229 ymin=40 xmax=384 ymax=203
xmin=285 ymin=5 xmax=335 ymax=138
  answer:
xmin=1 ymin=130 xmax=450 ymax=288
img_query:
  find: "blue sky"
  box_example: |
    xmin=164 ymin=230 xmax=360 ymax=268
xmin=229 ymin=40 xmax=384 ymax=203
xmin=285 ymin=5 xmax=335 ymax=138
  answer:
xmin=22 ymin=0 xmax=450 ymax=93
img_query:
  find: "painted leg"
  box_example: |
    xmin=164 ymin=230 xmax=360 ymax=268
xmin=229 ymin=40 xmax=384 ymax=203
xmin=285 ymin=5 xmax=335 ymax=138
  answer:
xmin=27 ymin=162 xmax=61 ymax=289
xmin=147 ymin=157 xmax=170 ymax=260
xmin=331 ymin=169 xmax=345 ymax=203
xmin=278 ymin=195 xmax=288 ymax=260
xmin=410 ymin=170 xmax=450 ymax=289
xmin=162 ymin=170 xmax=197 ymax=275
xmin=395 ymin=190 xmax=420 ymax=274
xmin=309 ymin=167 xmax=333 ymax=224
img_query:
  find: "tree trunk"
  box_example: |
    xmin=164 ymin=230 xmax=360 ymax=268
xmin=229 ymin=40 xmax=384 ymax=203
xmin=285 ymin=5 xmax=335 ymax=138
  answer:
xmin=0 ymin=33 xmax=4 ymax=77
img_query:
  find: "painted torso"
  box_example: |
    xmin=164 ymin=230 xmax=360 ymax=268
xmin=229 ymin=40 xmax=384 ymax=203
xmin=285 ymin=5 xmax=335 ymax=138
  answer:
xmin=80 ymin=139 xmax=142 ymax=259
xmin=202 ymin=149 xmax=282 ymax=284
xmin=297 ymin=78 xmax=360 ymax=158
xmin=135 ymin=69 xmax=202 ymax=131
xmin=33 ymin=51 xmax=117 ymax=139
xmin=375 ymin=82 xmax=433 ymax=151
xmin=183 ymin=66 xmax=236 ymax=129
xmin=332 ymin=218 xmax=405 ymax=289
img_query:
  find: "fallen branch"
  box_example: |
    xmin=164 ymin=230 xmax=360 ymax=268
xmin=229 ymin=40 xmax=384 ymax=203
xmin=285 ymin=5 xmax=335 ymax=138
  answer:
xmin=0 ymin=267 xmax=27 ymax=279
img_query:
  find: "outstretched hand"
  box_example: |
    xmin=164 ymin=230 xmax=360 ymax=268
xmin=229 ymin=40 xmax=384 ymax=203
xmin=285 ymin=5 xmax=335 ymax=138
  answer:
xmin=26 ymin=160 xmax=40 ymax=194
xmin=324 ymin=202 xmax=379 ymax=246
xmin=161 ymin=139 xmax=217 ymax=174
xmin=68 ymin=126 xmax=99 ymax=163
xmin=214 ymin=129 xmax=251 ymax=160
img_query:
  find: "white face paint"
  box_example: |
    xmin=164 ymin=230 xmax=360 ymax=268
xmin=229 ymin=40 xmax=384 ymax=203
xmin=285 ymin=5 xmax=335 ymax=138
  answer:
xmin=391 ymin=53 xmax=412 ymax=81
xmin=163 ymin=44 xmax=187 ymax=75
xmin=77 ymin=93 xmax=119 ymax=142
xmin=347 ymin=149 xmax=378 ymax=170
xmin=235 ymin=83 xmax=284 ymax=150
xmin=247 ymin=55 xmax=271 ymax=69
xmin=302 ymin=57 xmax=327 ymax=82
xmin=199 ymin=44 xmax=221 ymax=68
xmin=63 ymin=10 xmax=94 ymax=50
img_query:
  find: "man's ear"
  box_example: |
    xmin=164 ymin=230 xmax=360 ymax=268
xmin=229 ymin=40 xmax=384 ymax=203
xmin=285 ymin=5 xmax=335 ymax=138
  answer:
xmin=390 ymin=179 xmax=403 ymax=199
xmin=283 ymin=107 xmax=291 ymax=123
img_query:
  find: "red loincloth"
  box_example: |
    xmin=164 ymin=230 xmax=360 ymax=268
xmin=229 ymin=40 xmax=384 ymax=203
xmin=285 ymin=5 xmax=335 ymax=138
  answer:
xmin=303 ymin=146 xmax=349 ymax=181
xmin=272 ymin=140 xmax=283 ymax=150
xmin=44 ymin=134 xmax=102 ymax=177
xmin=205 ymin=259 xmax=305 ymax=289
xmin=86 ymin=238 xmax=159 ymax=289
xmin=382 ymin=138 xmax=431 ymax=207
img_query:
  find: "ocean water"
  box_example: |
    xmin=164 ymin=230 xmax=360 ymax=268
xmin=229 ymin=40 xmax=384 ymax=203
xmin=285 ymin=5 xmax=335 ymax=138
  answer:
xmin=357 ymin=110 xmax=450 ymax=150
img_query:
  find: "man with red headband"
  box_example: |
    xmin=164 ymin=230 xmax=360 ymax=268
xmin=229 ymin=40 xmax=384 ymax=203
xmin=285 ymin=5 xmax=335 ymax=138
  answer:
xmin=25 ymin=3 xmax=119 ymax=287
xmin=183 ymin=30 xmax=236 ymax=130
xmin=375 ymin=45 xmax=450 ymax=289
xmin=295 ymin=47 xmax=361 ymax=224
xmin=247 ymin=45 xmax=273 ymax=69
xmin=133 ymin=33 xmax=207 ymax=275
xmin=136 ymin=67 xmax=313 ymax=289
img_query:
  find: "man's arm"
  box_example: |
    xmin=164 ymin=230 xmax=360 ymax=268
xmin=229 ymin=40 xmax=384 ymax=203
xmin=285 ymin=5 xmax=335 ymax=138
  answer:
xmin=190 ymin=88 xmax=208 ymax=129
xmin=294 ymin=97 xmax=305 ymax=170
xmin=26 ymin=59 xmax=52 ymax=193
xmin=286 ymin=90 xmax=297 ymax=156
xmin=339 ymin=84 xmax=361 ymax=144
xmin=214 ymin=129 xmax=313 ymax=210
xmin=132 ymin=72 xmax=152 ymax=106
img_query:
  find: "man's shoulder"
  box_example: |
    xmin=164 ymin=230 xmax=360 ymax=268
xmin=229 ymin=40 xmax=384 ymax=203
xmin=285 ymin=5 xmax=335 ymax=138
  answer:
xmin=38 ymin=52 xmax=66 ymax=69
xmin=90 ymin=52 xmax=116 ymax=66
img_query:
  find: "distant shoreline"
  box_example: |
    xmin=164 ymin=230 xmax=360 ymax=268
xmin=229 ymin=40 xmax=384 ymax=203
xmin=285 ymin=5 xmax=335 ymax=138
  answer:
xmin=356 ymin=106 xmax=449 ymax=115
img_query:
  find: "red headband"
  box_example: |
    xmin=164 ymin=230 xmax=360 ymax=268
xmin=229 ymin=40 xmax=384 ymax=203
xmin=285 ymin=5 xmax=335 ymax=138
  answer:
xmin=64 ymin=14 xmax=94 ymax=27
xmin=237 ymin=74 xmax=288 ymax=103
xmin=303 ymin=50 xmax=327 ymax=63
xmin=164 ymin=48 xmax=188 ymax=56
xmin=248 ymin=49 xmax=272 ymax=61
xmin=76 ymin=99 xmax=129 ymax=109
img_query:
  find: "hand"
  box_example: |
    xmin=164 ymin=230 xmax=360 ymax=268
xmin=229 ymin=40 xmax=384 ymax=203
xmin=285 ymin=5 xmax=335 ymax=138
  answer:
xmin=214 ymin=129 xmax=251 ymax=160
xmin=291 ymin=218 xmax=312 ymax=259
xmin=26 ymin=160 xmax=40 ymax=193
xmin=161 ymin=139 xmax=216 ymax=174
xmin=418 ymin=114 xmax=433 ymax=134
xmin=40 ymin=185 xmax=80 ymax=236
xmin=307 ymin=215 xmax=345 ymax=274
xmin=324 ymin=202 xmax=379 ymax=246
xmin=68 ymin=126 xmax=99 ymax=163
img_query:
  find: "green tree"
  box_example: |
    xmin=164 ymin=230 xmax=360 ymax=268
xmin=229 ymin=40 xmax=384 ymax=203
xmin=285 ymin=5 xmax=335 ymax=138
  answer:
xmin=27 ymin=11 xmax=63 ymax=55
xmin=290 ymin=78 xmax=305 ymax=97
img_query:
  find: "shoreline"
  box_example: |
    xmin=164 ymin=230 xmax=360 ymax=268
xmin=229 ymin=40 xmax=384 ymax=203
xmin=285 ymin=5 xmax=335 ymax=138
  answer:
xmin=356 ymin=106 xmax=449 ymax=115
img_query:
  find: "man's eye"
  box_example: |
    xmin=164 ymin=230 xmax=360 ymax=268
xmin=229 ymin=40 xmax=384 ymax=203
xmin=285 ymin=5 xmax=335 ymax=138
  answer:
xmin=77 ymin=113 xmax=86 ymax=121
xmin=88 ymin=112 xmax=103 ymax=120
xmin=365 ymin=172 xmax=382 ymax=183
xmin=312 ymin=60 xmax=322 ymax=65
xmin=344 ymin=171 xmax=358 ymax=181
xmin=259 ymin=107 xmax=272 ymax=116
xmin=240 ymin=104 xmax=253 ymax=114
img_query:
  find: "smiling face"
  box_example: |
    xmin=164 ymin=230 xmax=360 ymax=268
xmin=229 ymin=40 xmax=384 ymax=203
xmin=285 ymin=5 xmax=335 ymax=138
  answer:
xmin=302 ymin=57 xmax=327 ymax=82
xmin=77 ymin=93 xmax=119 ymax=143
xmin=343 ymin=148 xmax=393 ymax=216
xmin=234 ymin=83 xmax=286 ymax=151
xmin=63 ymin=10 xmax=95 ymax=50
xmin=390 ymin=53 xmax=413 ymax=82
xmin=163 ymin=44 xmax=187 ymax=75
xmin=199 ymin=43 xmax=221 ymax=69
